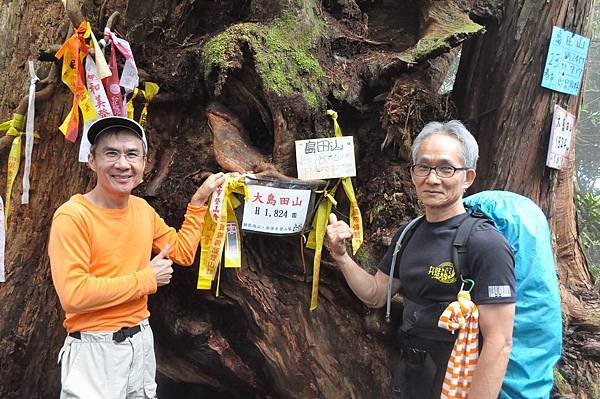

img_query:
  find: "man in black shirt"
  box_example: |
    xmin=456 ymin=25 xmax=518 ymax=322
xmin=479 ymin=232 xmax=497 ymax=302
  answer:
xmin=326 ymin=120 xmax=515 ymax=399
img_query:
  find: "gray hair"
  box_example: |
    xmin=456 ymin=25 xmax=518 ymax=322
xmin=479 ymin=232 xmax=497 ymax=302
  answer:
xmin=411 ymin=120 xmax=479 ymax=169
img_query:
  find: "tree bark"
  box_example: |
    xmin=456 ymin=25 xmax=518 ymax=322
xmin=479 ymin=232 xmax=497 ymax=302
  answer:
xmin=453 ymin=0 xmax=599 ymax=395
xmin=0 ymin=0 xmax=597 ymax=397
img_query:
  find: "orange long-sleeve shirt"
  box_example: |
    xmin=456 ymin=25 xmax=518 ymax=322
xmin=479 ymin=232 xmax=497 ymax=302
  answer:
xmin=48 ymin=194 xmax=206 ymax=332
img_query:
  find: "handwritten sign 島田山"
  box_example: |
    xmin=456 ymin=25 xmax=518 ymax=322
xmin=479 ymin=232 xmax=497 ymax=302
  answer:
xmin=242 ymin=185 xmax=311 ymax=234
xmin=546 ymin=105 xmax=575 ymax=170
xmin=295 ymin=136 xmax=356 ymax=180
xmin=541 ymin=26 xmax=590 ymax=96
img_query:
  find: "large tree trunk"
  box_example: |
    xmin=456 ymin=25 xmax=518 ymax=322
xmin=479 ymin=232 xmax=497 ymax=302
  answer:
xmin=0 ymin=1 xmax=88 ymax=397
xmin=0 ymin=0 xmax=597 ymax=397
xmin=453 ymin=0 xmax=599 ymax=395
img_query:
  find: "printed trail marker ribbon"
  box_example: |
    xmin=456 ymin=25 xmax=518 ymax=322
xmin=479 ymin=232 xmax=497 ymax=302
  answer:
xmin=21 ymin=60 xmax=39 ymax=205
xmin=55 ymin=21 xmax=98 ymax=142
xmin=85 ymin=54 xmax=112 ymax=119
xmin=0 ymin=196 xmax=5 ymax=282
xmin=103 ymin=40 xmax=125 ymax=116
xmin=305 ymin=110 xmax=364 ymax=310
xmin=102 ymin=27 xmax=139 ymax=116
xmin=438 ymin=290 xmax=480 ymax=399
xmin=198 ymin=174 xmax=247 ymax=293
xmin=0 ymin=114 xmax=39 ymax=225
xmin=79 ymin=54 xmax=114 ymax=162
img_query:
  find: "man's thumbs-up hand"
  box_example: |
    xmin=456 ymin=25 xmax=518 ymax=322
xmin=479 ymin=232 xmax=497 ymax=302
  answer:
xmin=326 ymin=213 xmax=352 ymax=260
xmin=150 ymin=244 xmax=174 ymax=287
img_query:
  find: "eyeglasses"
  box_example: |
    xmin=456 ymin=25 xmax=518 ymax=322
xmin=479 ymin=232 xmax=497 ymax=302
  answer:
xmin=410 ymin=164 xmax=469 ymax=178
xmin=101 ymin=150 xmax=145 ymax=163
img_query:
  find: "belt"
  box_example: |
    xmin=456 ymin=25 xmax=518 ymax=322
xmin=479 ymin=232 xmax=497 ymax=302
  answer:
xmin=69 ymin=325 xmax=142 ymax=343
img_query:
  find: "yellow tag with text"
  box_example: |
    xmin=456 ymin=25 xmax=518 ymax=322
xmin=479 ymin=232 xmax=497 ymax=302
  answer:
xmin=6 ymin=135 xmax=22 ymax=224
xmin=197 ymin=174 xmax=247 ymax=291
xmin=1 ymin=114 xmax=27 ymax=224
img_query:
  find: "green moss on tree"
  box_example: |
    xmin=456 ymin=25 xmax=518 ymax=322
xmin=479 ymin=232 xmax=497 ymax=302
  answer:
xmin=201 ymin=3 xmax=325 ymax=108
xmin=399 ymin=4 xmax=484 ymax=64
xmin=553 ymin=369 xmax=572 ymax=396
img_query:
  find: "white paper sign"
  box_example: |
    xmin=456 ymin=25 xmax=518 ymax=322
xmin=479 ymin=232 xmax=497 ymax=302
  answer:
xmin=295 ymin=136 xmax=356 ymax=180
xmin=0 ymin=196 xmax=5 ymax=282
xmin=546 ymin=105 xmax=575 ymax=170
xmin=242 ymin=185 xmax=311 ymax=234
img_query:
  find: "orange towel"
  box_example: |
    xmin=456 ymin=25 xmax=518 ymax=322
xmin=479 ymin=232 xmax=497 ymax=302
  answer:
xmin=437 ymin=290 xmax=479 ymax=399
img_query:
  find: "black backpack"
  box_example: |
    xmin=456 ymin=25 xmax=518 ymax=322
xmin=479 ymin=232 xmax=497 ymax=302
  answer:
xmin=384 ymin=212 xmax=487 ymax=323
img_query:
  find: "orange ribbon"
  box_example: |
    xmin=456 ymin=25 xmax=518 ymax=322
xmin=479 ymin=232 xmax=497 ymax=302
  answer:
xmin=55 ymin=21 xmax=97 ymax=142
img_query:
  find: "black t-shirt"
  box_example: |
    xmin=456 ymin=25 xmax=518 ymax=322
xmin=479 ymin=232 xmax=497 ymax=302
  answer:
xmin=378 ymin=213 xmax=516 ymax=341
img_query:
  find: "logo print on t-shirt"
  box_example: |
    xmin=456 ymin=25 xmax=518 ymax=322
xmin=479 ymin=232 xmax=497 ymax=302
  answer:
xmin=427 ymin=261 xmax=457 ymax=284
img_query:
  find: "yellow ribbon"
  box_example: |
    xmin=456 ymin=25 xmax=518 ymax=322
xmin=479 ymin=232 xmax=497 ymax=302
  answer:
xmin=1 ymin=114 xmax=24 ymax=227
xmin=126 ymin=88 xmax=139 ymax=119
xmin=198 ymin=174 xmax=247 ymax=293
xmin=304 ymin=110 xmax=364 ymax=310
xmin=306 ymin=185 xmax=339 ymax=310
xmin=125 ymin=82 xmax=159 ymax=127
xmin=341 ymin=177 xmax=363 ymax=254
xmin=139 ymin=82 xmax=159 ymax=127
xmin=0 ymin=114 xmax=40 ymax=226
xmin=326 ymin=109 xmax=363 ymax=253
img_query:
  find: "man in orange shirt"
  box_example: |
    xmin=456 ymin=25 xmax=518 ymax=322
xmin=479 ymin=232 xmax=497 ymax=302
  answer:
xmin=49 ymin=116 xmax=225 ymax=399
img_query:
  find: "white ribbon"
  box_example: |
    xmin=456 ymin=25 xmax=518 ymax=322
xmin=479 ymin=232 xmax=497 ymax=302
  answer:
xmin=103 ymin=28 xmax=139 ymax=91
xmin=0 ymin=196 xmax=5 ymax=282
xmin=102 ymin=28 xmax=139 ymax=117
xmin=90 ymin=31 xmax=111 ymax=79
xmin=21 ymin=61 xmax=38 ymax=205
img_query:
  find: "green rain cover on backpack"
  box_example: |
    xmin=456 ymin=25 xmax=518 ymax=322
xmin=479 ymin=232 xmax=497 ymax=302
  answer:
xmin=464 ymin=191 xmax=562 ymax=399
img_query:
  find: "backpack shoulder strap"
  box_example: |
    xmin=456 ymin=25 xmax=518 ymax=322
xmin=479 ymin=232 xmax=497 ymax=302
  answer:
xmin=385 ymin=216 xmax=424 ymax=321
xmin=452 ymin=213 xmax=487 ymax=284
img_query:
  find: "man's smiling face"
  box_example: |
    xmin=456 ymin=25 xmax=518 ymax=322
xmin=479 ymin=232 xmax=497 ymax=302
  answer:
xmin=87 ymin=130 xmax=146 ymax=200
xmin=411 ymin=133 xmax=475 ymax=214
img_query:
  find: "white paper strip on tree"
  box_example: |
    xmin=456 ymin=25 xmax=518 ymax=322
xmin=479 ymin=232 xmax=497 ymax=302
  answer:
xmin=21 ymin=60 xmax=38 ymax=205
xmin=546 ymin=104 xmax=575 ymax=170
xmin=295 ymin=136 xmax=356 ymax=180
xmin=242 ymin=185 xmax=311 ymax=234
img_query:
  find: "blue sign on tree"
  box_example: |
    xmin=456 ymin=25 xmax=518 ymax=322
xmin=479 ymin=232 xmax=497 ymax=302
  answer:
xmin=541 ymin=26 xmax=590 ymax=96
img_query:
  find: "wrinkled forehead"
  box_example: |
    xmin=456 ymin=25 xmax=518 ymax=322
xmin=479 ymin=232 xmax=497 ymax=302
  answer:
xmin=95 ymin=129 xmax=145 ymax=150
xmin=416 ymin=133 xmax=464 ymax=163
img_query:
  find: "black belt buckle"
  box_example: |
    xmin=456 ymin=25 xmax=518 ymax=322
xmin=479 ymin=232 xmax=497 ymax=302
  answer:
xmin=112 ymin=325 xmax=142 ymax=343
